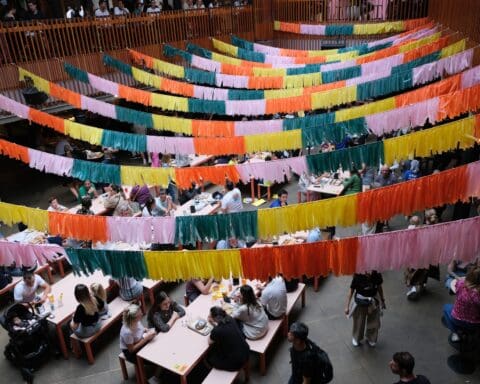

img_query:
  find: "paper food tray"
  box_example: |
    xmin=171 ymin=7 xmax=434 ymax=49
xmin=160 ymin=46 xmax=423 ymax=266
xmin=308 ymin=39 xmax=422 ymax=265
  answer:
xmin=187 ymin=318 xmax=213 ymax=336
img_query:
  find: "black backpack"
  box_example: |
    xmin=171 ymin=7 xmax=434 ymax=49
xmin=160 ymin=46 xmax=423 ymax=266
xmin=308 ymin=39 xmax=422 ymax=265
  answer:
xmin=307 ymin=340 xmax=333 ymax=384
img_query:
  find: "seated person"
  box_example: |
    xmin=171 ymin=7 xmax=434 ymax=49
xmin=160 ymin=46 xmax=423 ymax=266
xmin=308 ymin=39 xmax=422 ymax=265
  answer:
xmin=146 ymin=0 xmax=162 ymax=13
xmin=147 ymin=291 xmax=185 ymax=332
xmin=154 ymin=188 xmax=176 ymax=215
xmin=76 ymin=196 xmax=94 ymax=215
xmin=114 ymin=0 xmax=130 ymax=15
xmin=257 ymin=275 xmax=287 ymax=320
xmin=216 ymin=237 xmax=246 ymax=250
xmin=178 ymin=182 xmax=201 ymax=205
xmin=269 ymin=189 xmax=288 ymax=208
xmin=70 ymin=284 xmax=105 ymax=338
xmin=95 ymin=0 xmax=111 ymax=17
xmin=78 ymin=179 xmax=98 ymax=202
xmin=120 ymin=304 xmax=156 ymax=363
xmin=113 ymin=277 xmax=144 ymax=302
xmin=47 ymin=197 xmax=68 ymax=212
xmin=142 ymin=197 xmax=162 ymax=217
xmin=445 ymin=259 xmax=478 ymax=291
xmin=443 ymin=266 xmax=480 ymax=341
xmin=342 ymin=168 xmax=362 ymax=195
xmin=221 ymin=181 xmax=243 ymax=213
xmin=14 ymin=269 xmax=51 ymax=305
xmin=207 ymin=306 xmax=250 ymax=371
xmin=374 ymin=165 xmax=397 ymax=187
xmin=185 ymin=278 xmax=214 ymax=303
xmin=103 ymin=184 xmax=127 ymax=216
xmin=129 ymin=184 xmax=152 ymax=207
xmin=402 ymin=159 xmax=421 ymax=181
xmin=232 ymin=285 xmax=269 ymax=340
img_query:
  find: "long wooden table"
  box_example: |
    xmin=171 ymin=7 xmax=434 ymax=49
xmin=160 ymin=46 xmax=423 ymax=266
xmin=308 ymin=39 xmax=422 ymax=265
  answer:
xmin=136 ymin=282 xmax=306 ymax=383
xmin=46 ymin=270 xmax=112 ymax=359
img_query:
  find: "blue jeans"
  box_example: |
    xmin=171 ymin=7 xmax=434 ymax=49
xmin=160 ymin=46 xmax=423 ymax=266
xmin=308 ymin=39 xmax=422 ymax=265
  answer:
xmin=443 ymin=304 xmax=478 ymax=333
xmin=73 ymin=321 xmax=102 ymax=338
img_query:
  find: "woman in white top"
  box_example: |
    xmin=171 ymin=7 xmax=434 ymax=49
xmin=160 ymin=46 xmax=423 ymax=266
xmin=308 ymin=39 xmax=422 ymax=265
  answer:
xmin=147 ymin=0 xmax=162 ymax=13
xmin=47 ymin=197 xmax=68 ymax=212
xmin=119 ymin=304 xmax=156 ymax=363
xmin=232 ymin=284 xmax=268 ymax=340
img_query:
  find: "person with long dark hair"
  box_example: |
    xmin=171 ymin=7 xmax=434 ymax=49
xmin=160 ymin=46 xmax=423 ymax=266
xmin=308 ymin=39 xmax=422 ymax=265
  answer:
xmin=207 ymin=306 xmax=249 ymax=371
xmin=147 ymin=291 xmax=185 ymax=332
xmin=232 ymin=285 xmax=268 ymax=340
xmin=70 ymin=284 xmax=105 ymax=338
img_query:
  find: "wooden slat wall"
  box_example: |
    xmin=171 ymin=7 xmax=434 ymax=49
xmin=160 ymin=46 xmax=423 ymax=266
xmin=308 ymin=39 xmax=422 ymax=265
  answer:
xmin=272 ymin=0 xmax=428 ymax=23
xmin=0 ymin=6 xmax=254 ymax=91
xmin=428 ymin=0 xmax=480 ymax=45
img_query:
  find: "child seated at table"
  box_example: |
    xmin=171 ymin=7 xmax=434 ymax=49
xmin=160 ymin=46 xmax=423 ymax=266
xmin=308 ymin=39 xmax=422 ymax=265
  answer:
xmin=70 ymin=284 xmax=105 ymax=338
xmin=207 ymin=306 xmax=250 ymax=371
xmin=120 ymin=304 xmax=156 ymax=363
xmin=232 ymin=285 xmax=269 ymax=340
xmin=147 ymin=291 xmax=185 ymax=332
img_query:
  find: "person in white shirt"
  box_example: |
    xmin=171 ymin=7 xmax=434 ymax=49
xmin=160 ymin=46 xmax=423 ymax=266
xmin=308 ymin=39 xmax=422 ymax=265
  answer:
xmin=216 ymin=237 xmax=246 ymax=250
xmin=95 ymin=0 xmax=111 ymax=17
xmin=257 ymin=275 xmax=287 ymax=319
xmin=196 ymin=0 xmax=205 ymax=8
xmin=147 ymin=0 xmax=162 ymax=13
xmin=183 ymin=0 xmax=193 ymax=9
xmin=47 ymin=196 xmax=68 ymax=212
xmin=220 ymin=181 xmax=243 ymax=213
xmin=114 ymin=0 xmax=130 ymax=15
xmin=14 ymin=270 xmax=51 ymax=305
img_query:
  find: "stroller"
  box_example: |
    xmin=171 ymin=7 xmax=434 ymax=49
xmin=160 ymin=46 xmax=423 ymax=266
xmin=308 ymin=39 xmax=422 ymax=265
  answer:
xmin=0 ymin=303 xmax=51 ymax=383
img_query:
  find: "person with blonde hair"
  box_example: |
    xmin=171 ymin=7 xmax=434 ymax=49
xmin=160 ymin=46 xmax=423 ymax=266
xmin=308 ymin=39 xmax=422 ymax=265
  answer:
xmin=120 ymin=304 xmax=156 ymax=363
xmin=70 ymin=284 xmax=105 ymax=338
xmin=90 ymin=282 xmax=109 ymax=317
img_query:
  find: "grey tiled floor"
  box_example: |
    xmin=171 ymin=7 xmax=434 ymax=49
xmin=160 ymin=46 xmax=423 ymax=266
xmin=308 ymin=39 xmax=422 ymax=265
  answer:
xmin=1 ymin=160 xmax=480 ymax=383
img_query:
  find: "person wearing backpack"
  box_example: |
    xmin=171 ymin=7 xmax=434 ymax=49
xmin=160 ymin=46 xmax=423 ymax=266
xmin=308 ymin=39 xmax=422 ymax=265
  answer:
xmin=287 ymin=322 xmax=333 ymax=384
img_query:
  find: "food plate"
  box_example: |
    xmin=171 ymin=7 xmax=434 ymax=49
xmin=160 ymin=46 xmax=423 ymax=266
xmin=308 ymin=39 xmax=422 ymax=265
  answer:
xmin=187 ymin=318 xmax=213 ymax=336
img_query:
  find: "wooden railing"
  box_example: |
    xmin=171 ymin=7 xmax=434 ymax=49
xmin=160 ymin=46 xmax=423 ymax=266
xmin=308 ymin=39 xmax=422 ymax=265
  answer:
xmin=0 ymin=6 xmax=254 ymax=65
xmin=273 ymin=0 xmax=429 ymax=23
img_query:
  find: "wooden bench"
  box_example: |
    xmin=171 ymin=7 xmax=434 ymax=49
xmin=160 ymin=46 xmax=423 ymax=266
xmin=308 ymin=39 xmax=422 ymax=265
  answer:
xmin=71 ymin=297 xmax=129 ymax=364
xmin=246 ymin=319 xmax=283 ymax=375
xmin=142 ymin=279 xmax=163 ymax=304
xmin=283 ymin=283 xmax=306 ymax=336
xmin=0 ymin=276 xmax=22 ymax=297
xmin=118 ymin=352 xmax=141 ymax=383
xmin=202 ymin=360 xmax=250 ymax=384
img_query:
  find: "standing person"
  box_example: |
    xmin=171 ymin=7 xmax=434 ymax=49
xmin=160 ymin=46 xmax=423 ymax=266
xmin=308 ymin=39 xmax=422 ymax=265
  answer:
xmin=345 ymin=270 xmax=386 ymax=347
xmin=13 ymin=269 xmax=51 ymax=305
xmin=70 ymin=284 xmax=105 ymax=338
xmin=232 ymin=285 xmax=269 ymax=340
xmin=389 ymin=352 xmax=431 ymax=384
xmin=257 ymin=275 xmax=287 ymax=320
xmin=120 ymin=304 xmax=156 ymax=363
xmin=206 ymin=306 xmax=250 ymax=371
xmin=287 ymin=322 xmax=333 ymax=384
xmin=147 ymin=291 xmax=185 ymax=332
xmin=220 ymin=181 xmax=243 ymax=213
xmin=269 ymin=189 xmax=288 ymax=208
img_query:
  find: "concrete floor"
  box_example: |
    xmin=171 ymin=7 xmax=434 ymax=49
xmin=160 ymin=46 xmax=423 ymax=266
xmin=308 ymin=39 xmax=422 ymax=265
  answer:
xmin=1 ymin=158 xmax=480 ymax=384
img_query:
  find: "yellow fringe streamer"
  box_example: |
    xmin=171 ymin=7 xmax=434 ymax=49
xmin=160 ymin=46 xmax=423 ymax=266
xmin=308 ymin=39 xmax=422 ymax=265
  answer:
xmin=144 ymin=249 xmax=243 ymax=281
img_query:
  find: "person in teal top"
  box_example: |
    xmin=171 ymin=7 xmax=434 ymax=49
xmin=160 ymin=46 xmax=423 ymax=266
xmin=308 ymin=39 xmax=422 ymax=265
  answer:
xmin=78 ymin=179 xmax=98 ymax=203
xmin=342 ymin=168 xmax=362 ymax=195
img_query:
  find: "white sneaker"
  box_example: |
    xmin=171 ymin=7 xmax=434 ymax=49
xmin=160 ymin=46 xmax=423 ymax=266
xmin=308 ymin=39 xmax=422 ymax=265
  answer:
xmin=367 ymin=340 xmax=376 ymax=347
xmin=406 ymin=286 xmax=417 ymax=296
xmin=352 ymin=338 xmax=360 ymax=347
xmin=148 ymin=376 xmax=160 ymax=384
xmin=451 ymin=333 xmax=460 ymax=342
